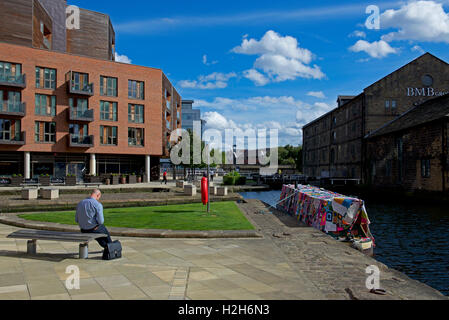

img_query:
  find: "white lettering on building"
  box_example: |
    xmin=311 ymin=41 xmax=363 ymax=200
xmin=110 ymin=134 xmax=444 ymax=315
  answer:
xmin=407 ymin=87 xmax=449 ymax=97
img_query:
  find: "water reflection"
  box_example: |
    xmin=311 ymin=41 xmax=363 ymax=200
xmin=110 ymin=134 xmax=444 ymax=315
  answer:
xmin=240 ymin=190 xmax=449 ymax=296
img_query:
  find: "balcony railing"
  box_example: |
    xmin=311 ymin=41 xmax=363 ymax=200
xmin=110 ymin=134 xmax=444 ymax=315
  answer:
xmin=67 ymin=81 xmax=94 ymax=96
xmin=0 ymin=132 xmax=25 ymax=145
xmin=0 ymin=101 xmax=26 ymax=117
xmin=69 ymin=109 xmax=94 ymax=122
xmin=0 ymin=74 xmax=26 ymax=88
xmin=66 ymin=72 xmax=94 ymax=96
xmin=69 ymin=134 xmax=94 ymax=148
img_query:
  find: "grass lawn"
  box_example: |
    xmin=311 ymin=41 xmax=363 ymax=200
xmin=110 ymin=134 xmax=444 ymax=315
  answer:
xmin=18 ymin=201 xmax=254 ymax=231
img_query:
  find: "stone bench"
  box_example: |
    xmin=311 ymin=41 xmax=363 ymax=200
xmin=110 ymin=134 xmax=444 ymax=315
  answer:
xmin=217 ymin=186 xmax=228 ymax=196
xmin=209 ymin=186 xmax=217 ymax=195
xmin=184 ymin=184 xmax=197 ymax=196
xmin=22 ymin=189 xmax=38 ymax=200
xmin=176 ymin=181 xmax=185 ymax=188
xmin=40 ymin=188 xmax=59 ymax=200
xmin=7 ymin=229 xmax=108 ymax=259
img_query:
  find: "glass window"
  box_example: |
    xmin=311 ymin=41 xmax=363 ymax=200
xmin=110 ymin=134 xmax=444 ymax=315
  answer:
xmin=128 ymin=127 xmax=144 ymax=146
xmin=100 ymin=101 xmax=117 ymax=121
xmin=35 ymin=94 xmax=56 ymax=116
xmin=100 ymin=76 xmax=118 ymax=97
xmin=35 ymin=121 xmax=56 ymax=143
xmin=421 ymin=159 xmax=431 ymax=178
xmin=36 ymin=67 xmax=56 ymax=89
xmin=128 ymin=104 xmax=144 ymax=123
xmin=0 ymin=119 xmax=20 ymax=141
xmin=128 ymin=80 xmax=144 ymax=99
xmin=100 ymin=125 xmax=117 ymax=145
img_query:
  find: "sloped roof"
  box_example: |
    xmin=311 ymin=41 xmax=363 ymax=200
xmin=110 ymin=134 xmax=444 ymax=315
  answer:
xmin=365 ymin=94 xmax=449 ymax=139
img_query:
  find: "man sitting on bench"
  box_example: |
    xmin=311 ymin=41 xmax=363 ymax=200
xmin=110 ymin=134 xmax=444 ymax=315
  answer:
xmin=75 ymin=189 xmax=112 ymax=251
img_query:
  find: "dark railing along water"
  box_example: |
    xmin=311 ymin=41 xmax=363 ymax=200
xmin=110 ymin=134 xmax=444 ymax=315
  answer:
xmin=240 ymin=190 xmax=449 ymax=296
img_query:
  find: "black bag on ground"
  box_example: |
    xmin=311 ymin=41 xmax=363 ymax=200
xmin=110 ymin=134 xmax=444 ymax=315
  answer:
xmin=102 ymin=240 xmax=122 ymax=260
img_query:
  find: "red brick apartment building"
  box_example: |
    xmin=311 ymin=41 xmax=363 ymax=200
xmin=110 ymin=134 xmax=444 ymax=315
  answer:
xmin=0 ymin=0 xmax=181 ymax=183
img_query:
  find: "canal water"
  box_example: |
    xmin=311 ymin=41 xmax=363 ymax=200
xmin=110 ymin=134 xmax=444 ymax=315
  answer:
xmin=240 ymin=190 xmax=449 ymax=296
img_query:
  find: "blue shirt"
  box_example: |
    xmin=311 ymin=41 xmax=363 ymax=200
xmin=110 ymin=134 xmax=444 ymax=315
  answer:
xmin=75 ymin=197 xmax=104 ymax=230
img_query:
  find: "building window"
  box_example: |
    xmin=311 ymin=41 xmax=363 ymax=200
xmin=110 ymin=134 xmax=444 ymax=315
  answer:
xmin=100 ymin=76 xmax=117 ymax=97
xmin=69 ymin=97 xmax=88 ymax=117
xmin=70 ymin=72 xmax=89 ymax=91
xmin=36 ymin=67 xmax=56 ymax=89
xmin=128 ymin=80 xmax=144 ymax=100
xmin=385 ymin=100 xmax=390 ymax=112
xmin=69 ymin=124 xmax=89 ymax=143
xmin=100 ymin=101 xmax=117 ymax=121
xmin=128 ymin=104 xmax=144 ymax=123
xmin=100 ymin=125 xmax=117 ymax=145
xmin=0 ymin=61 xmax=21 ymax=79
xmin=128 ymin=128 xmax=144 ymax=147
xmin=35 ymin=121 xmax=56 ymax=143
xmin=385 ymin=160 xmax=392 ymax=177
xmin=391 ymin=100 xmax=397 ymax=112
xmin=421 ymin=159 xmax=431 ymax=178
xmin=332 ymin=131 xmax=336 ymax=143
xmin=0 ymin=119 xmax=20 ymax=141
xmin=35 ymin=94 xmax=56 ymax=116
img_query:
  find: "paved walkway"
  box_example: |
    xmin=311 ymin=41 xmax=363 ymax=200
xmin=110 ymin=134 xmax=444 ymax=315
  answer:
xmin=0 ymin=200 xmax=446 ymax=300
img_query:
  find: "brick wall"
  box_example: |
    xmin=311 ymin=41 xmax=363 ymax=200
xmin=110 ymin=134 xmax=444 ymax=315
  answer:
xmin=0 ymin=42 xmax=179 ymax=157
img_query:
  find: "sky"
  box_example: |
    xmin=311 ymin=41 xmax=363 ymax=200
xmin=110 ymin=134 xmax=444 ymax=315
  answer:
xmin=71 ymin=0 xmax=449 ymax=147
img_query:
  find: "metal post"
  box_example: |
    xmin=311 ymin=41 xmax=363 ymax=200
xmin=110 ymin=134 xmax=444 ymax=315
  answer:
xmin=79 ymin=243 xmax=89 ymax=259
xmin=27 ymin=240 xmax=37 ymax=255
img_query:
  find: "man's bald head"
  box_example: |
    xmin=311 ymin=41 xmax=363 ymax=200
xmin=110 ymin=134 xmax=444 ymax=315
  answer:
xmin=91 ymin=189 xmax=102 ymax=200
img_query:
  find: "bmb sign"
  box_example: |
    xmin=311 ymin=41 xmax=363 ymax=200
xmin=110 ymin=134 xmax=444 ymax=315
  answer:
xmin=407 ymin=87 xmax=449 ymax=97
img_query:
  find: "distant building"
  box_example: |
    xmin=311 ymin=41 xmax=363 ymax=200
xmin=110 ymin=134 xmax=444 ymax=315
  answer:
xmin=365 ymin=94 xmax=449 ymax=192
xmin=302 ymin=53 xmax=449 ymax=183
xmin=181 ymin=100 xmax=205 ymax=138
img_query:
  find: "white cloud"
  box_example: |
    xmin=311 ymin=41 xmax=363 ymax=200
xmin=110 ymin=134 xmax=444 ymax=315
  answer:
xmin=411 ymin=45 xmax=425 ymax=54
xmin=307 ymin=91 xmax=326 ymax=99
xmin=115 ymin=52 xmax=132 ymax=64
xmin=195 ymin=95 xmax=336 ymax=146
xmin=179 ymin=72 xmax=237 ymax=89
xmin=349 ymin=30 xmax=366 ymax=38
xmin=243 ymin=69 xmax=269 ymax=86
xmin=202 ymin=54 xmax=218 ymax=66
xmin=349 ymin=39 xmax=397 ymax=58
xmin=381 ymin=1 xmax=449 ymax=43
xmin=232 ymin=30 xmax=325 ymax=85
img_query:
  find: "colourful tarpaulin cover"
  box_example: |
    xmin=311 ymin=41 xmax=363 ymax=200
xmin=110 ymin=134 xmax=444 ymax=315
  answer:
xmin=277 ymin=184 xmax=374 ymax=244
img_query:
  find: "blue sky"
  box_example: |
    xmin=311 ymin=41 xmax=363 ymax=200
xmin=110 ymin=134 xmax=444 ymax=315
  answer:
xmin=72 ymin=0 xmax=449 ymax=147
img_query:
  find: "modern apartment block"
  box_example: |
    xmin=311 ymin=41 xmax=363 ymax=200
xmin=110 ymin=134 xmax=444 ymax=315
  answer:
xmin=302 ymin=53 xmax=449 ymax=183
xmin=0 ymin=0 xmax=181 ymax=183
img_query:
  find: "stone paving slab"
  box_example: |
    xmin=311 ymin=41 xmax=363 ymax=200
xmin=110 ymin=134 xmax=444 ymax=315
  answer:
xmin=0 ymin=199 xmax=446 ymax=300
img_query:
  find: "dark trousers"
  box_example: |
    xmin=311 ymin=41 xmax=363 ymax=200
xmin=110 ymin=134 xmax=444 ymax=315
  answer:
xmin=81 ymin=224 xmax=112 ymax=249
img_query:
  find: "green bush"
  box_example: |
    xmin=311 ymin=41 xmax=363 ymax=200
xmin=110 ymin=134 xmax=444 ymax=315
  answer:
xmin=223 ymin=171 xmax=241 ymax=185
xmin=236 ymin=176 xmax=247 ymax=185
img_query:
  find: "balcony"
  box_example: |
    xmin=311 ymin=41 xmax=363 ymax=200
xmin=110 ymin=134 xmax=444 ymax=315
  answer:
xmin=0 ymin=101 xmax=26 ymax=117
xmin=69 ymin=109 xmax=94 ymax=122
xmin=0 ymin=132 xmax=25 ymax=145
xmin=0 ymin=74 xmax=26 ymax=88
xmin=69 ymin=134 xmax=94 ymax=148
xmin=66 ymin=71 xmax=94 ymax=96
